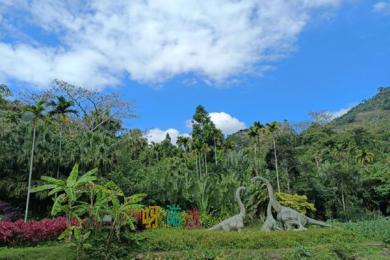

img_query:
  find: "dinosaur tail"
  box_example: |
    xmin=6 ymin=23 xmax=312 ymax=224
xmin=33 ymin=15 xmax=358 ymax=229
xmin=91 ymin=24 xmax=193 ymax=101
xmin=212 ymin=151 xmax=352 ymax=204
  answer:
xmin=208 ymin=223 xmax=222 ymax=231
xmin=235 ymin=186 xmax=246 ymax=217
xmin=307 ymin=217 xmax=331 ymax=227
xmin=252 ymin=176 xmax=282 ymax=213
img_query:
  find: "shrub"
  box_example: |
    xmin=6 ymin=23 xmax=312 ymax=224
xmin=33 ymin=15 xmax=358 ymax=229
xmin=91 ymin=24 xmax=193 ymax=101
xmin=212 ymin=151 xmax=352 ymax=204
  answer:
xmin=0 ymin=217 xmax=69 ymax=246
xmin=277 ymin=193 xmax=316 ymax=215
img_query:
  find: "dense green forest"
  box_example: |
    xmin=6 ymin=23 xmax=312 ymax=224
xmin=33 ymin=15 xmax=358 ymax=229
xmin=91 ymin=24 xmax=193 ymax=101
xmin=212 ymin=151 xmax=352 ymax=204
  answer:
xmin=1 ymin=82 xmax=389 ymax=222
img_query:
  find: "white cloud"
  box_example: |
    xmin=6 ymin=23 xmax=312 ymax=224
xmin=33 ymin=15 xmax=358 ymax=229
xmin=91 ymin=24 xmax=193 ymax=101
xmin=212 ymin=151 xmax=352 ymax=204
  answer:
xmin=373 ymin=1 xmax=390 ymax=15
xmin=209 ymin=112 xmax=246 ymax=135
xmin=0 ymin=0 xmax=343 ymax=89
xmin=144 ymin=128 xmax=189 ymax=144
xmin=186 ymin=112 xmax=246 ymax=135
xmin=325 ymin=106 xmax=352 ymax=120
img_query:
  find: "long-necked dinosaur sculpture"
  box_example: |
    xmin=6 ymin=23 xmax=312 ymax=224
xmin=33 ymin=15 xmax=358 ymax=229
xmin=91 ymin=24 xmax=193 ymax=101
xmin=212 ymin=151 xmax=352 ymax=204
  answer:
xmin=209 ymin=186 xmax=246 ymax=231
xmin=252 ymin=176 xmax=330 ymax=230
xmin=261 ymin=200 xmax=282 ymax=232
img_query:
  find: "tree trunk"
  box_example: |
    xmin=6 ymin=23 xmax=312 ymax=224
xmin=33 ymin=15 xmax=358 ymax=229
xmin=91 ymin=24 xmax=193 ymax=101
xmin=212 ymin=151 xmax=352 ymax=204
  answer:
xmin=54 ymin=131 xmax=62 ymax=199
xmin=204 ymin=153 xmax=208 ymax=176
xmin=341 ymin=187 xmax=346 ymax=214
xmin=273 ymin=138 xmax=280 ymax=193
xmin=195 ymin=153 xmax=200 ymax=178
xmin=253 ymin=144 xmax=257 ymax=174
xmin=285 ymin=166 xmax=290 ymax=193
xmin=57 ymin=130 xmax=62 ymax=179
xmin=24 ymin=125 xmax=36 ymax=222
xmin=214 ymin=136 xmax=217 ymax=165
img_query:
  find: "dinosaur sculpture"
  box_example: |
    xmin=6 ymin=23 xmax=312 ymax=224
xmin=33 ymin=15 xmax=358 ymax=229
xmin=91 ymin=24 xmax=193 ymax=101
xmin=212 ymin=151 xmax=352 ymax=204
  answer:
xmin=261 ymin=200 xmax=282 ymax=232
xmin=252 ymin=176 xmax=330 ymax=230
xmin=208 ymin=186 xmax=246 ymax=232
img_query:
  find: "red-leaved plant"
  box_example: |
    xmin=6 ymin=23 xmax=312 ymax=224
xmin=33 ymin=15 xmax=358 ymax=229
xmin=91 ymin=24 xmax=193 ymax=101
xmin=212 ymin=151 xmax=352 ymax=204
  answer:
xmin=0 ymin=217 xmax=75 ymax=246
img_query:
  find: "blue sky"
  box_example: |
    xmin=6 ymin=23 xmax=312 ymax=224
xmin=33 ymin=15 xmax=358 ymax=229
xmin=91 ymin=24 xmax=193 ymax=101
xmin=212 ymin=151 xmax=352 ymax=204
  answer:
xmin=1 ymin=1 xmax=389 ymax=142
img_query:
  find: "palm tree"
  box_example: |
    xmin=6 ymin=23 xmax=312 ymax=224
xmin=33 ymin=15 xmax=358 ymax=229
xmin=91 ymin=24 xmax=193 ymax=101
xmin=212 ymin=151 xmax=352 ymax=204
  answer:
xmin=248 ymin=121 xmax=265 ymax=173
xmin=23 ymin=100 xmax=47 ymax=221
xmin=200 ymin=144 xmax=210 ymax=176
xmin=48 ymin=96 xmax=78 ymax=180
xmin=266 ymin=121 xmax=281 ymax=193
xmin=176 ymin=136 xmax=190 ymax=152
xmin=355 ymin=150 xmax=374 ymax=165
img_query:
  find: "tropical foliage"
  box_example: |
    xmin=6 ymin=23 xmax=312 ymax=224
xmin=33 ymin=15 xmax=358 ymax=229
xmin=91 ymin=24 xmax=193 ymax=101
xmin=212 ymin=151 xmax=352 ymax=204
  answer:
xmin=32 ymin=163 xmax=145 ymax=259
xmin=0 ymin=83 xmax=389 ymax=223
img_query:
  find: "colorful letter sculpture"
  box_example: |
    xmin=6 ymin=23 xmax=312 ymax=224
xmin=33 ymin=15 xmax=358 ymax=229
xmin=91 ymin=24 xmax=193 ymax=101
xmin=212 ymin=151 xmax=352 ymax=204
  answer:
xmin=142 ymin=206 xmax=161 ymax=229
xmin=166 ymin=204 xmax=182 ymax=227
xmin=185 ymin=209 xmax=201 ymax=229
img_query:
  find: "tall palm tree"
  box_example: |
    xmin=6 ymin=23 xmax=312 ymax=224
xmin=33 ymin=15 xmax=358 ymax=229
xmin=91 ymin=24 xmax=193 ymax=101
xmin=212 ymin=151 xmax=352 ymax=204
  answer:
xmin=248 ymin=121 xmax=265 ymax=173
xmin=266 ymin=121 xmax=281 ymax=193
xmin=23 ymin=100 xmax=47 ymax=221
xmin=48 ymin=96 xmax=78 ymax=180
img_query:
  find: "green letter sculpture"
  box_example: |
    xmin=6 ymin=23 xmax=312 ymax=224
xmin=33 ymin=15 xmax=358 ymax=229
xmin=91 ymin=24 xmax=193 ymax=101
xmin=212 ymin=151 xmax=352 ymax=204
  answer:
xmin=166 ymin=204 xmax=182 ymax=227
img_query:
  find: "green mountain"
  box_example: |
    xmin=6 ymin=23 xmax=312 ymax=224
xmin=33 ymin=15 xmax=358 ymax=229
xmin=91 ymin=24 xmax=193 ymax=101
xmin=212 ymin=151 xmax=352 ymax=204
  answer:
xmin=227 ymin=87 xmax=390 ymax=146
xmin=331 ymin=87 xmax=390 ymax=130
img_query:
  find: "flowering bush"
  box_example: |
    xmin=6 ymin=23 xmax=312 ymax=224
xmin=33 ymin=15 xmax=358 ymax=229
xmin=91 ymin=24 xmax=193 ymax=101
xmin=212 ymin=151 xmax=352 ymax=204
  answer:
xmin=0 ymin=217 xmax=70 ymax=246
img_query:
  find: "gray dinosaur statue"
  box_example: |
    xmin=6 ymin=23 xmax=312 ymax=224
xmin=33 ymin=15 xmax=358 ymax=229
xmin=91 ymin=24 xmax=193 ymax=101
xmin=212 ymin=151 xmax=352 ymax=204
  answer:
xmin=252 ymin=176 xmax=330 ymax=230
xmin=261 ymin=200 xmax=282 ymax=232
xmin=208 ymin=186 xmax=246 ymax=232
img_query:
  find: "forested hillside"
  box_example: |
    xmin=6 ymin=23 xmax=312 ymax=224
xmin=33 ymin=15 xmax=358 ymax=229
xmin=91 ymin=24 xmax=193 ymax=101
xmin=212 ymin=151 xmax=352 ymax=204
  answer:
xmin=332 ymin=86 xmax=390 ymax=129
xmin=228 ymin=87 xmax=390 ymax=146
xmin=1 ymin=82 xmax=389 ymax=222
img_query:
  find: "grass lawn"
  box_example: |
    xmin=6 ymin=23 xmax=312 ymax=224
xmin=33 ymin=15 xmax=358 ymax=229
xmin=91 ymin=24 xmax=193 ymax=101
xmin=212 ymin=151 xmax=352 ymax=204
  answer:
xmin=1 ymin=223 xmax=390 ymax=259
xmin=0 ymin=244 xmax=75 ymax=260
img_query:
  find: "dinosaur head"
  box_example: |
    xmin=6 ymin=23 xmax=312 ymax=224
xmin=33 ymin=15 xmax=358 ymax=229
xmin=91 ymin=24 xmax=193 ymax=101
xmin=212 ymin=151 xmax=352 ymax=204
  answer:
xmin=237 ymin=186 xmax=246 ymax=192
xmin=251 ymin=176 xmax=267 ymax=182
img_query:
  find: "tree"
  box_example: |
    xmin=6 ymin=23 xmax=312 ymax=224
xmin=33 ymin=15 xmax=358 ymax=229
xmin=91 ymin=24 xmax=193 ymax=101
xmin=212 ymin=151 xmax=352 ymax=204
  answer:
xmin=0 ymin=84 xmax=11 ymax=111
xmin=176 ymin=136 xmax=190 ymax=152
xmin=191 ymin=105 xmax=223 ymax=162
xmin=191 ymin=106 xmax=223 ymax=148
xmin=363 ymin=163 xmax=390 ymax=214
xmin=309 ymin=111 xmax=333 ymax=125
xmin=266 ymin=121 xmax=281 ymax=193
xmin=0 ymin=84 xmax=11 ymax=99
xmin=23 ymin=100 xmax=47 ymax=221
xmin=48 ymin=96 xmax=78 ymax=180
xmin=52 ymin=80 xmax=135 ymax=133
xmin=271 ymin=130 xmax=299 ymax=193
xmin=248 ymin=121 xmax=265 ymax=174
